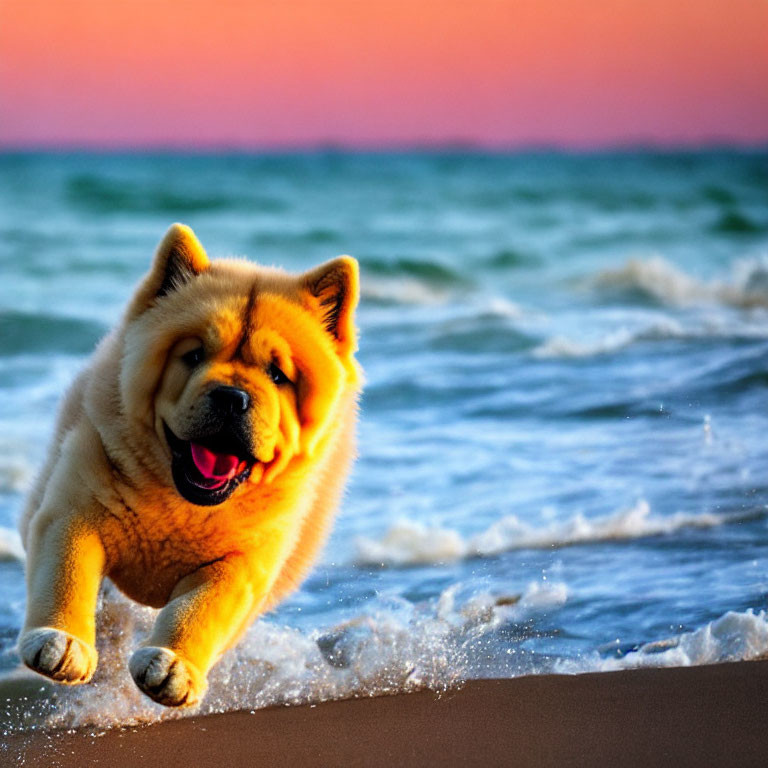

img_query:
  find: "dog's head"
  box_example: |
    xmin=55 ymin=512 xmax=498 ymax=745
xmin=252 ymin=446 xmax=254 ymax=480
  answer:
xmin=119 ymin=224 xmax=360 ymax=506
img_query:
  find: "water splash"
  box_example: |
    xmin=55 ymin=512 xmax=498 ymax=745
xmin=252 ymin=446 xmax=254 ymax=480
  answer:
xmin=2 ymin=579 xmax=565 ymax=732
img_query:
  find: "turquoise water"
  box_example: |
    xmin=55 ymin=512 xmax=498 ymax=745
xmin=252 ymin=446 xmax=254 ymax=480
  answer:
xmin=1 ymin=150 xmax=768 ymax=726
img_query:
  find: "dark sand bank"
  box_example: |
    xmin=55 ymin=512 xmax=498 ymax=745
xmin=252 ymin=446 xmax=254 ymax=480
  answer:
xmin=5 ymin=661 xmax=768 ymax=767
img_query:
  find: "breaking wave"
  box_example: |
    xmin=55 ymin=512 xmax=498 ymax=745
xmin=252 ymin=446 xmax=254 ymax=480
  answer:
xmin=593 ymin=255 xmax=768 ymax=309
xmin=361 ymin=277 xmax=452 ymax=306
xmin=354 ymin=500 xmax=749 ymax=567
xmin=532 ymin=318 xmax=686 ymax=359
xmin=558 ymin=609 xmax=768 ymax=673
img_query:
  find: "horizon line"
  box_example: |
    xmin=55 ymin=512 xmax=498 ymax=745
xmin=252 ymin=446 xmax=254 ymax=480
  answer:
xmin=1 ymin=138 xmax=767 ymax=155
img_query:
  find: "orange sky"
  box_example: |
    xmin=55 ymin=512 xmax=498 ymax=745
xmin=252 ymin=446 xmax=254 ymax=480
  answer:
xmin=1 ymin=0 xmax=766 ymax=148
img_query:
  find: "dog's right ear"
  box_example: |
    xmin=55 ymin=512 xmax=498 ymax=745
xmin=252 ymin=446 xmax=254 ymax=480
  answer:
xmin=128 ymin=224 xmax=211 ymax=315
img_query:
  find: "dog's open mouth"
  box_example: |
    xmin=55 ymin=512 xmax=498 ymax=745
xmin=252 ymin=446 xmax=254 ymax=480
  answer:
xmin=164 ymin=423 xmax=255 ymax=506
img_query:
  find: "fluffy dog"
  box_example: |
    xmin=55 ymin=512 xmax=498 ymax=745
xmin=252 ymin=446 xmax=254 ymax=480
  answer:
xmin=18 ymin=224 xmax=361 ymax=706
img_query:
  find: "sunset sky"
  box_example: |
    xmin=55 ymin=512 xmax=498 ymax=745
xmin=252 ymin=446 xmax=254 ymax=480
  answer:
xmin=1 ymin=0 xmax=767 ymax=149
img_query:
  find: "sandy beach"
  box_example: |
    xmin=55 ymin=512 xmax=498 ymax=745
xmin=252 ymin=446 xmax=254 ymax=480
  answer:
xmin=4 ymin=660 xmax=768 ymax=767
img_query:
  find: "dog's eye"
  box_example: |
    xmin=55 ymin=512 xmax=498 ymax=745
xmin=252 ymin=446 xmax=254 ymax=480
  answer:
xmin=268 ymin=362 xmax=291 ymax=386
xmin=181 ymin=346 xmax=205 ymax=368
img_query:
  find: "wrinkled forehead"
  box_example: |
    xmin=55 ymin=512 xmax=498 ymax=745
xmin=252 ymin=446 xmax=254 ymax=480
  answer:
xmin=168 ymin=280 xmax=335 ymax=365
xmin=204 ymin=290 xmax=333 ymax=363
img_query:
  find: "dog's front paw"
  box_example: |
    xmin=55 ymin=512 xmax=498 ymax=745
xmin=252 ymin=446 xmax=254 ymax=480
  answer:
xmin=19 ymin=627 xmax=97 ymax=684
xmin=129 ymin=646 xmax=204 ymax=707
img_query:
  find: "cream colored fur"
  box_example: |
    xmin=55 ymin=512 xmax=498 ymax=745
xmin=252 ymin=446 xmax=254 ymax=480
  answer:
xmin=18 ymin=224 xmax=361 ymax=707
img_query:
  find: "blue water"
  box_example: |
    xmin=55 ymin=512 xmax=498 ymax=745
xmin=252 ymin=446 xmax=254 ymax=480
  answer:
xmin=1 ymin=149 xmax=768 ymax=726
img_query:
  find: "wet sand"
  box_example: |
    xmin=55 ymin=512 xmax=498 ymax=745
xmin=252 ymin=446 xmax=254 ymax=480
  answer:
xmin=4 ymin=660 xmax=768 ymax=767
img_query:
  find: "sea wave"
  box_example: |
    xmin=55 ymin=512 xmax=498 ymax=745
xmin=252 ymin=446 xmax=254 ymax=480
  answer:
xmin=361 ymin=277 xmax=452 ymax=306
xmin=429 ymin=308 xmax=533 ymax=354
xmin=354 ymin=500 xmax=747 ymax=567
xmin=3 ymin=579 xmax=564 ymax=731
xmin=357 ymin=254 xmax=470 ymax=306
xmin=558 ymin=608 xmax=768 ymax=673
xmin=362 ymin=257 xmax=468 ymax=287
xmin=593 ymin=255 xmax=768 ymax=309
xmin=5 ymin=581 xmax=767 ymax=733
xmin=532 ymin=318 xmax=685 ymax=359
xmin=67 ymin=174 xmax=250 ymax=214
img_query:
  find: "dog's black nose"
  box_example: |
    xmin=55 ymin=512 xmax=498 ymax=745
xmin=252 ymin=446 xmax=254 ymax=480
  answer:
xmin=209 ymin=386 xmax=250 ymax=415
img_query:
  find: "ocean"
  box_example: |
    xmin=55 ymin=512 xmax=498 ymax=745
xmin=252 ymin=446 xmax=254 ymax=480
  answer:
xmin=1 ymin=149 xmax=767 ymax=729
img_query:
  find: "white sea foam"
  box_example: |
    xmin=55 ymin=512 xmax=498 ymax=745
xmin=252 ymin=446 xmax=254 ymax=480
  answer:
xmin=595 ymin=256 xmax=712 ymax=305
xmin=532 ymin=313 xmax=768 ymax=359
xmin=557 ymin=608 xmax=768 ymax=674
xmin=532 ymin=318 xmax=685 ymax=359
xmin=5 ymin=579 xmax=564 ymax=732
xmin=354 ymin=500 xmax=738 ymax=566
xmin=594 ymin=254 xmax=768 ymax=309
xmin=355 ymin=519 xmax=467 ymax=565
xmin=0 ymin=527 xmax=23 ymax=563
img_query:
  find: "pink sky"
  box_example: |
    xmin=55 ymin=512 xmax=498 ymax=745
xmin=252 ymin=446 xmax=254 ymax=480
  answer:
xmin=1 ymin=0 xmax=767 ymax=148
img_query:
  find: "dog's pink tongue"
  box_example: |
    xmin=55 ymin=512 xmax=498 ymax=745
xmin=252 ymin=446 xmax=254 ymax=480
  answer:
xmin=190 ymin=442 xmax=240 ymax=482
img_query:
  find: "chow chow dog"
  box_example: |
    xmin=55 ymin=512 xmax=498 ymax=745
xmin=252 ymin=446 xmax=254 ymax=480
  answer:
xmin=17 ymin=224 xmax=361 ymax=707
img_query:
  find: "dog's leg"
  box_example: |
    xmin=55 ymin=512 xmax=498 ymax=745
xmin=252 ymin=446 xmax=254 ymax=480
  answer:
xmin=129 ymin=554 xmax=257 ymax=707
xmin=18 ymin=516 xmax=105 ymax=684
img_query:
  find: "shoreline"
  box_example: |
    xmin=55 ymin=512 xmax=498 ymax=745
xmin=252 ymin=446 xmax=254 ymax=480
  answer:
xmin=5 ymin=659 xmax=768 ymax=767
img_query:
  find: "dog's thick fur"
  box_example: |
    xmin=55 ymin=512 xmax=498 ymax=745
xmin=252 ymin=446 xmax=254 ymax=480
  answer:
xmin=18 ymin=224 xmax=361 ymax=707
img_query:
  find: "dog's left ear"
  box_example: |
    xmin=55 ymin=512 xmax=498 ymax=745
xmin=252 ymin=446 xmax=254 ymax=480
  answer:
xmin=129 ymin=224 xmax=211 ymax=315
xmin=300 ymin=256 xmax=359 ymax=357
